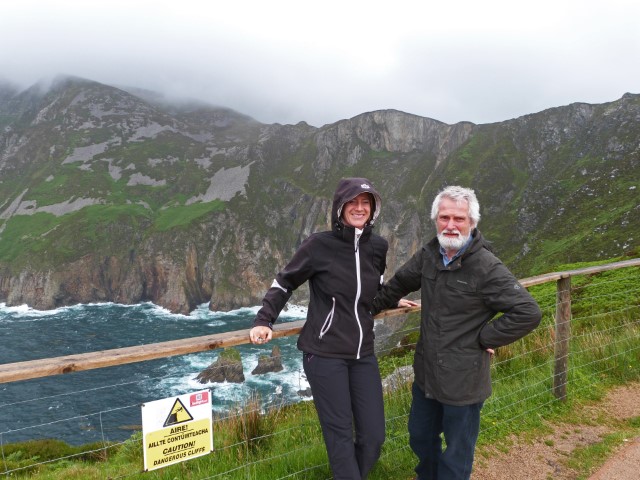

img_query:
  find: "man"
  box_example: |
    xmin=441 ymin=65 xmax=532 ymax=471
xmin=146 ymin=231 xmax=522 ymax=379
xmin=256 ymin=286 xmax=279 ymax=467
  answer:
xmin=373 ymin=185 xmax=541 ymax=480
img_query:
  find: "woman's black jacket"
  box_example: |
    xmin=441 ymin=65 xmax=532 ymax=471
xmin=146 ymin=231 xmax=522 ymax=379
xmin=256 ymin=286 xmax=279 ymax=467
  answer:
xmin=253 ymin=178 xmax=388 ymax=359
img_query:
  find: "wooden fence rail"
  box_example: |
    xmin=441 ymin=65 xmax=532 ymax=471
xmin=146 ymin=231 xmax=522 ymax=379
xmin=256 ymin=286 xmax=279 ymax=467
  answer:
xmin=1 ymin=258 xmax=639 ymax=391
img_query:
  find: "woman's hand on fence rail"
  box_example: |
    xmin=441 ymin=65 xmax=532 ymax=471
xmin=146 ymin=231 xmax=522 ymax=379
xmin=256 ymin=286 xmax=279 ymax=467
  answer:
xmin=250 ymin=326 xmax=273 ymax=345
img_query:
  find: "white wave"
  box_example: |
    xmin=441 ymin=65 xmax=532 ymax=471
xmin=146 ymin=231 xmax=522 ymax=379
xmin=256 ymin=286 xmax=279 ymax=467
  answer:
xmin=189 ymin=303 xmax=254 ymax=323
xmin=205 ymin=302 xmax=308 ymax=319
xmin=279 ymin=303 xmax=308 ymax=319
xmin=209 ymin=305 xmax=262 ymax=317
xmin=245 ymin=365 xmax=309 ymax=391
xmin=133 ymin=302 xmax=193 ymax=320
xmin=181 ymin=352 xmax=219 ymax=370
xmin=0 ymin=299 xmax=307 ymax=321
xmin=189 ymin=303 xmax=305 ymax=328
xmin=0 ymin=301 xmax=158 ymax=319
xmin=190 ymin=303 xmax=217 ymax=318
xmin=160 ymin=372 xmax=254 ymax=409
xmin=82 ymin=301 xmax=120 ymax=308
xmin=0 ymin=303 xmax=71 ymax=318
xmin=204 ymin=320 xmax=226 ymax=328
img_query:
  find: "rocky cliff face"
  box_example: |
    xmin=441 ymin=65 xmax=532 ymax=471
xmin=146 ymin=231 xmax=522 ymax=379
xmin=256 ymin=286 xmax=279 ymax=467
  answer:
xmin=0 ymin=77 xmax=638 ymax=313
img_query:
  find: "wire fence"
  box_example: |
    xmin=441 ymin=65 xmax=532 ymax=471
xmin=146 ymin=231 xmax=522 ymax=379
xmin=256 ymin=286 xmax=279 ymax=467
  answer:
xmin=0 ymin=259 xmax=639 ymax=478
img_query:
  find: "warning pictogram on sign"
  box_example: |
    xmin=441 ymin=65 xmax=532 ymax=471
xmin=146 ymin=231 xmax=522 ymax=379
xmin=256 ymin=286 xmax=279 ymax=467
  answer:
xmin=163 ymin=398 xmax=194 ymax=427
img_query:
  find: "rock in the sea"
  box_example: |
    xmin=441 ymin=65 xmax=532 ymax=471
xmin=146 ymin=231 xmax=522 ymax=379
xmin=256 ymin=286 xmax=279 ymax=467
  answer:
xmin=297 ymin=387 xmax=313 ymax=398
xmin=251 ymin=345 xmax=284 ymax=375
xmin=196 ymin=348 xmax=245 ymax=384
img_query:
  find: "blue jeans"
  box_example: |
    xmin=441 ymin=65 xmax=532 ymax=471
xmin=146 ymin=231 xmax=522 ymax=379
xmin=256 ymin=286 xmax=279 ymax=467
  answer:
xmin=409 ymin=382 xmax=483 ymax=480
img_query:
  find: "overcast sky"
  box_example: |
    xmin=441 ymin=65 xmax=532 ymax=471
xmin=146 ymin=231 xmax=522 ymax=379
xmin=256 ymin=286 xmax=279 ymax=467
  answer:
xmin=1 ymin=0 xmax=638 ymax=127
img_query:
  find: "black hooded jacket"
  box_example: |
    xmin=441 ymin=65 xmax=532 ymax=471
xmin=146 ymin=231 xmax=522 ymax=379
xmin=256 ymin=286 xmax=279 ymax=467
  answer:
xmin=253 ymin=178 xmax=388 ymax=359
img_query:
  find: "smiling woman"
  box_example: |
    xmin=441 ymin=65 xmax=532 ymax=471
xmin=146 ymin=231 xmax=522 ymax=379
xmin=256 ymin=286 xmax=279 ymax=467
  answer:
xmin=248 ymin=177 xmax=388 ymax=479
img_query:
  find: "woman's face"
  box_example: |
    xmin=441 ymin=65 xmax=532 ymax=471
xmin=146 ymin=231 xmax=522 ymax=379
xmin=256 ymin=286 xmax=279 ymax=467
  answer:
xmin=341 ymin=193 xmax=372 ymax=229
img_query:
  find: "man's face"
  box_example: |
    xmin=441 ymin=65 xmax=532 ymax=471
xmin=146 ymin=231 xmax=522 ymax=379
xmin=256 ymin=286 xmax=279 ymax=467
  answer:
xmin=436 ymin=197 xmax=474 ymax=253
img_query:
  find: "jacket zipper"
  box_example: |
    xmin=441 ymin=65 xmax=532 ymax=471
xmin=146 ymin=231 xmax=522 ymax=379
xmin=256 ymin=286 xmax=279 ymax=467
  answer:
xmin=353 ymin=229 xmax=363 ymax=359
xmin=318 ymin=229 xmax=364 ymax=359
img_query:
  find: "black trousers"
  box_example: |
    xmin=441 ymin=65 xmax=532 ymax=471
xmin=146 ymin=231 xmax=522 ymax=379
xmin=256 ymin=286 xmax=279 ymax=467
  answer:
xmin=303 ymin=353 xmax=385 ymax=480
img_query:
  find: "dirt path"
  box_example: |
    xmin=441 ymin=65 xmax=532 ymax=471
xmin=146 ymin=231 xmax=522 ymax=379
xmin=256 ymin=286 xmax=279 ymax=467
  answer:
xmin=587 ymin=436 xmax=640 ymax=480
xmin=471 ymin=382 xmax=640 ymax=479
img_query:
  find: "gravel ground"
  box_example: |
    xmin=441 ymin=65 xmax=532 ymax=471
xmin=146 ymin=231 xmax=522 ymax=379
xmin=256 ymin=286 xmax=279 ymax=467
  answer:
xmin=470 ymin=382 xmax=640 ymax=480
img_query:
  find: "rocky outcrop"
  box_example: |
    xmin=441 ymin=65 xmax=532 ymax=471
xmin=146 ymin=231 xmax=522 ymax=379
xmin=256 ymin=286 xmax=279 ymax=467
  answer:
xmin=1 ymin=250 xmax=207 ymax=314
xmin=297 ymin=387 xmax=313 ymax=398
xmin=381 ymin=366 xmax=414 ymax=393
xmin=196 ymin=348 xmax=245 ymax=384
xmin=251 ymin=345 xmax=284 ymax=375
xmin=374 ymin=312 xmax=412 ymax=355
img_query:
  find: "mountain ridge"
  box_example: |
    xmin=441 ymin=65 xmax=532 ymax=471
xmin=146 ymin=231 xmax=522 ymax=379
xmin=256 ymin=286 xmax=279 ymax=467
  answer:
xmin=0 ymin=76 xmax=637 ymax=313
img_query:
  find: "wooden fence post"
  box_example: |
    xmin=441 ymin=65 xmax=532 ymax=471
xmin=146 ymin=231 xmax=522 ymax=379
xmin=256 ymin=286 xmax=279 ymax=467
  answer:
xmin=553 ymin=275 xmax=572 ymax=400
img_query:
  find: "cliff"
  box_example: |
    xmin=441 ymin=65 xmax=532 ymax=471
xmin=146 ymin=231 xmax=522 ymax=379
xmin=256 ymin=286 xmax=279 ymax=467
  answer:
xmin=0 ymin=77 xmax=638 ymax=313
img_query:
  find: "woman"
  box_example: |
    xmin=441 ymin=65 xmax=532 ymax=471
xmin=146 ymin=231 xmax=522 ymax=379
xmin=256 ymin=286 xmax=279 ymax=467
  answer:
xmin=250 ymin=177 xmax=388 ymax=480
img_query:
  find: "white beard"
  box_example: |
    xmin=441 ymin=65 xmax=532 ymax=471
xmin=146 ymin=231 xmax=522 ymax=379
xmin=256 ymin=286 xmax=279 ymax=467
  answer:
xmin=437 ymin=230 xmax=470 ymax=252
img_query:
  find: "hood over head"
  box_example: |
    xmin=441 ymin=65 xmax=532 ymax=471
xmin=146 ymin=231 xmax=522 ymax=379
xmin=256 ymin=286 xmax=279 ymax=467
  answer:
xmin=332 ymin=177 xmax=382 ymax=229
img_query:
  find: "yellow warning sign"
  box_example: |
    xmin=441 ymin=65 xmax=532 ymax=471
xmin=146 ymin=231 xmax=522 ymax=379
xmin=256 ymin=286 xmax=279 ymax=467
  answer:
xmin=145 ymin=418 xmax=211 ymax=469
xmin=142 ymin=390 xmax=213 ymax=471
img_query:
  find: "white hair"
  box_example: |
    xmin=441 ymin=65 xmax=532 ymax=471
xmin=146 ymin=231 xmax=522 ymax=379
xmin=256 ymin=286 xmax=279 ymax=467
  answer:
xmin=430 ymin=186 xmax=481 ymax=227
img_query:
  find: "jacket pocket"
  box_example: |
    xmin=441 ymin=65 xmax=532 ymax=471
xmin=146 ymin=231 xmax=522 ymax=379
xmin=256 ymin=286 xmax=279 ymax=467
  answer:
xmin=436 ymin=351 xmax=486 ymax=402
xmin=445 ymin=275 xmax=477 ymax=293
xmin=318 ymin=297 xmax=336 ymax=339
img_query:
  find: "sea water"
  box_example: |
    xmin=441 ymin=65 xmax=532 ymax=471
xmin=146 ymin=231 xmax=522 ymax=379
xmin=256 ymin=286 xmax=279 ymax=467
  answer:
xmin=0 ymin=302 xmax=308 ymax=445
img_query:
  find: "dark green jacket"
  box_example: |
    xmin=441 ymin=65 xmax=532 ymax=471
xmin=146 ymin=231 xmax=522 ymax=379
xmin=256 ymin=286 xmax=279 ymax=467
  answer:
xmin=373 ymin=229 xmax=541 ymax=405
